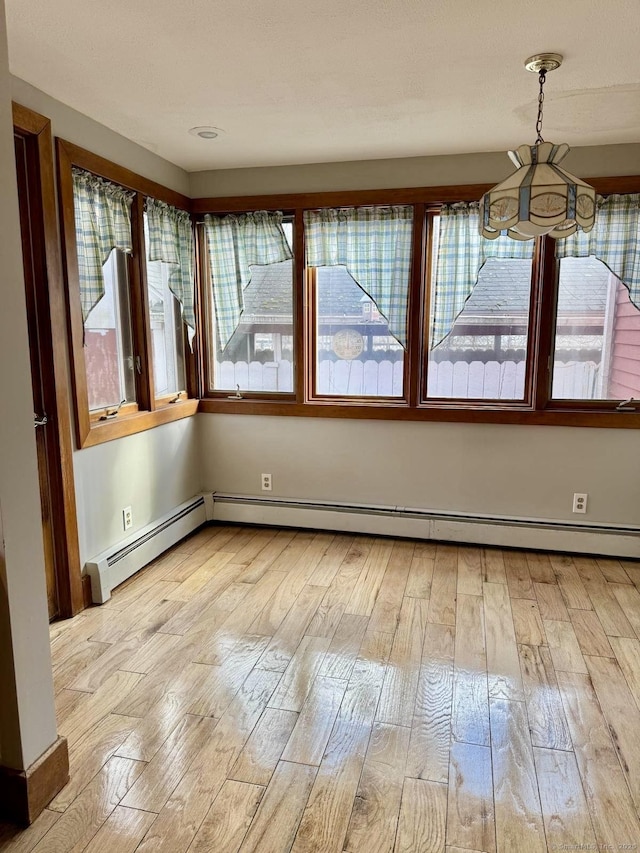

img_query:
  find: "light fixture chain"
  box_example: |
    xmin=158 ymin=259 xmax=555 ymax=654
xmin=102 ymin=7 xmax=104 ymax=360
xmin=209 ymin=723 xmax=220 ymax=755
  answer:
xmin=535 ymin=69 xmax=546 ymax=143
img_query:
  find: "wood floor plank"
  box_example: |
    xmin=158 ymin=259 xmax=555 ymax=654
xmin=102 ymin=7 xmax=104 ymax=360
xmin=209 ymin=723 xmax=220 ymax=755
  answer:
xmin=609 ymin=635 xmax=640 ymax=708
xmin=367 ymin=540 xmax=414 ymax=635
xmin=82 ymin=805 xmax=156 ymax=853
xmin=136 ymin=668 xmax=281 ymax=853
xmin=290 ymin=653 xmax=387 ymax=853
xmin=230 ymin=707 xmax=299 ymax=785
xmin=307 ymin=535 xmax=355 ymax=587
xmin=457 ymin=546 xmax=484 ymax=596
xmin=257 ymin=584 xmax=331 ymax=672
xmin=596 ymin=557 xmax=632 ymax=585
xmin=407 ymin=624 xmax=454 ymax=783
xmin=610 ymin=581 xmax=640 ymax=637
xmin=550 ymin=555 xmax=592 ymax=611
xmin=543 ymin=619 xmax=588 ymax=674
xmin=239 ymin=761 xmax=316 ymax=853
xmin=510 ymin=598 xmax=546 ymax=646
xmin=50 ymin=713 xmax=138 ymax=812
xmin=504 ymin=551 xmax=535 ymax=600
xmin=518 ymin=644 xmax=572 ymax=751
xmin=31 ymin=757 xmax=145 ymax=853
xmin=0 ymin=809 xmax=60 ymax=852
xmin=343 ymin=722 xmax=410 ymax=853
xmin=428 ymin=544 xmax=457 ymax=626
xmin=556 ymin=670 xmax=640 ymax=849
xmin=237 ymin=529 xmax=298 ymax=584
xmin=52 ymin=641 xmax=111 ymax=694
xmin=483 ymin=581 xmax=524 ymax=701
xmin=281 ymin=676 xmax=347 ymax=766
xmin=395 ymin=778 xmax=447 ymax=853
xmin=534 ymin=581 xmax=569 ymax=622
xmin=585 ymin=653 xmax=640 ymax=813
xmin=119 ymin=631 xmax=183 ymax=674
xmin=376 ymin=596 xmax=428 ymax=726
xmin=268 ymin=635 xmax=332 ymax=711
xmin=57 ymin=670 xmax=143 ymax=746
xmin=345 ymin=539 xmax=394 ymax=617
xmin=525 ymin=551 xmax=556 ymax=584
xmin=121 ymin=714 xmax=218 ymax=812
xmin=568 ymin=608 xmax=614 ymax=658
xmin=405 ymin=541 xmax=435 ymax=598
xmin=482 ymin=548 xmax=507 ymax=584
xmin=452 ymin=594 xmax=489 ymax=746
xmin=446 ymin=741 xmax=495 ymax=853
xmin=318 ymin=613 xmax=369 ymax=681
xmin=188 ymin=780 xmax=264 ymax=853
xmin=578 ymin=561 xmax=636 ymax=638
xmin=489 ymin=699 xmax=546 ymax=853
xmin=533 ymin=748 xmax=598 ymax=851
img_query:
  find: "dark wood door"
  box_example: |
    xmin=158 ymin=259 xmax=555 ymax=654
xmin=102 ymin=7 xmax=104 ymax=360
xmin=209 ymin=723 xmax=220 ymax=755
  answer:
xmin=14 ymin=131 xmax=59 ymax=619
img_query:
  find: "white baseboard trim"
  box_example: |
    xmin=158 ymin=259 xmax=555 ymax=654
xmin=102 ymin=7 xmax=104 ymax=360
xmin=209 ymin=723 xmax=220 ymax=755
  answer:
xmin=85 ymin=495 xmax=207 ymax=603
xmin=210 ymin=493 xmax=640 ymax=559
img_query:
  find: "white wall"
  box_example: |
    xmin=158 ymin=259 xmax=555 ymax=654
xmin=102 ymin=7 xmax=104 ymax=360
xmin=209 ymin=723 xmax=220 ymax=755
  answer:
xmin=10 ymin=78 xmax=202 ymax=563
xmin=190 ymin=142 xmax=640 ymax=197
xmin=199 ymin=415 xmax=640 ymax=527
xmin=0 ymin=5 xmax=57 ymax=770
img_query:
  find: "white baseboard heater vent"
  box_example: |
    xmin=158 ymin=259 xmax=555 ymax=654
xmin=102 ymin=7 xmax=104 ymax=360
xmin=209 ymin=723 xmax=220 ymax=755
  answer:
xmin=210 ymin=493 xmax=640 ymax=559
xmin=86 ymin=495 xmax=207 ymax=604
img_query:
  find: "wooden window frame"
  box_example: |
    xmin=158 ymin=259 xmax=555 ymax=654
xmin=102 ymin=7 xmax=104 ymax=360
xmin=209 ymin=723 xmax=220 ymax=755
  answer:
xmin=194 ymin=177 xmax=640 ymax=429
xmin=56 ymin=140 xmax=198 ymax=448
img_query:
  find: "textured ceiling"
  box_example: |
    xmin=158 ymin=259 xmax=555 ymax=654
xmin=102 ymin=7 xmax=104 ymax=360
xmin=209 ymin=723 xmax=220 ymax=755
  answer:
xmin=6 ymin=0 xmax=640 ymax=171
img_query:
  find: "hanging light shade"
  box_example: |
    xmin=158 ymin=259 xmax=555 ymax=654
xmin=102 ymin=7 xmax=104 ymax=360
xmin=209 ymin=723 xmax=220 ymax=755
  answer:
xmin=479 ymin=54 xmax=596 ymax=241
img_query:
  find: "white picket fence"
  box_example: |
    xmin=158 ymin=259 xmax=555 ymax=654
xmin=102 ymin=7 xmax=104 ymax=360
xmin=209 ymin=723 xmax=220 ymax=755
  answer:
xmin=217 ymin=359 xmax=599 ymax=399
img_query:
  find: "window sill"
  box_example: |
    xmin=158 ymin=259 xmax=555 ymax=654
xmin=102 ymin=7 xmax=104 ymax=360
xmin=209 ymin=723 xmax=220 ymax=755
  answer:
xmin=197 ymin=397 xmax=640 ymax=429
xmin=80 ymin=399 xmax=199 ymax=447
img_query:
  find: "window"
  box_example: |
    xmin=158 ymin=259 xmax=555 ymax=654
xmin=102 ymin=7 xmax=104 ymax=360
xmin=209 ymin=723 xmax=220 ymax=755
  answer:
xmin=206 ymin=218 xmax=294 ymax=394
xmin=57 ymin=140 xmax=197 ymax=447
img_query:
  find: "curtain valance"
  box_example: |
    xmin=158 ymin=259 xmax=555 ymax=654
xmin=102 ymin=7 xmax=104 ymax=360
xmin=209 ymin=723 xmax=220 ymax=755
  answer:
xmin=204 ymin=211 xmax=292 ymax=350
xmin=304 ymin=205 xmax=413 ymax=348
xmin=72 ymin=168 xmax=134 ymax=323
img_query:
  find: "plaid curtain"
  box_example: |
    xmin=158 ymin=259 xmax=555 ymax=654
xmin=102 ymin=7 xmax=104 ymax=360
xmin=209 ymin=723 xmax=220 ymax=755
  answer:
xmin=72 ymin=168 xmax=134 ymax=323
xmin=146 ymin=198 xmax=195 ymax=333
xmin=304 ymin=206 xmax=413 ymax=348
xmin=556 ymin=194 xmax=640 ymax=310
xmin=431 ymin=202 xmax=534 ymax=349
xmin=204 ymin=211 xmax=292 ymax=351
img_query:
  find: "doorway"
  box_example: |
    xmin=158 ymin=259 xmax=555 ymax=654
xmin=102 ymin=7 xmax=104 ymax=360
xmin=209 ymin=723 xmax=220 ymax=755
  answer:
xmin=13 ymin=103 xmax=84 ymax=619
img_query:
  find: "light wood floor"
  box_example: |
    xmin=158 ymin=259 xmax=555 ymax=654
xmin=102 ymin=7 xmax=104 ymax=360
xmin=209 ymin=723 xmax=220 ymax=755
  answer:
xmin=2 ymin=526 xmax=640 ymax=852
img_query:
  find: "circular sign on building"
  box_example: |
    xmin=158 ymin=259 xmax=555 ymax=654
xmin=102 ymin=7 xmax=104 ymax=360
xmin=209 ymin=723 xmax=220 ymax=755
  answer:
xmin=332 ymin=329 xmax=364 ymax=360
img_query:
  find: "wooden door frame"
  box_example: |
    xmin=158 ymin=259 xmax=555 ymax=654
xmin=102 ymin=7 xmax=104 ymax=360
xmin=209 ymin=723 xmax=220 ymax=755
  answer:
xmin=13 ymin=102 xmax=84 ymax=618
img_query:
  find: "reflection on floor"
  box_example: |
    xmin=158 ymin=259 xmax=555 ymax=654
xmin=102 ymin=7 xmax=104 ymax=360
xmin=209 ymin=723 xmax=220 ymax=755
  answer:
xmin=2 ymin=524 xmax=640 ymax=852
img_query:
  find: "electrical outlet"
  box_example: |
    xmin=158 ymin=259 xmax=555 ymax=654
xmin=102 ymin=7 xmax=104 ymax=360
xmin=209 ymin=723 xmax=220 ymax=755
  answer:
xmin=122 ymin=506 xmax=133 ymax=530
xmin=572 ymin=493 xmax=588 ymax=514
xmin=261 ymin=473 xmax=272 ymax=491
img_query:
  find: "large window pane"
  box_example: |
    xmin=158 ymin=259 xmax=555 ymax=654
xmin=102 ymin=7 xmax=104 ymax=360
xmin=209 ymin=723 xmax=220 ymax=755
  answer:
xmin=552 ymin=257 xmax=640 ymax=400
xmin=427 ymin=236 xmax=533 ymax=401
xmin=144 ymin=215 xmax=187 ymax=398
xmin=315 ymin=266 xmax=404 ymax=397
xmin=84 ymin=249 xmax=136 ymax=411
xmin=211 ymin=221 xmax=294 ymax=393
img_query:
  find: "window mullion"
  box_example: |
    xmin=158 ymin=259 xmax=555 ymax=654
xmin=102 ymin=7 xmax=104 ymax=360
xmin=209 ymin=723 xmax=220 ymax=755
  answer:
xmin=129 ymin=192 xmax=155 ymax=411
xmin=532 ymin=234 xmax=557 ymax=410
xmin=407 ymin=203 xmax=426 ymax=407
xmin=294 ymin=208 xmax=306 ymax=403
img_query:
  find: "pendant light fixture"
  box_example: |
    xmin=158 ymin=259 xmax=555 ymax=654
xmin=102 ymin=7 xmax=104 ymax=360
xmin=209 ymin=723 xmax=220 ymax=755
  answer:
xmin=479 ymin=53 xmax=596 ymax=240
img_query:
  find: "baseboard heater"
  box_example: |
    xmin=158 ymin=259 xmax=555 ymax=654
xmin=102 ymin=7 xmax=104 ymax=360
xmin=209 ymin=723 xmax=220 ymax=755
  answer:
xmin=85 ymin=495 xmax=207 ymax=603
xmin=210 ymin=493 xmax=640 ymax=559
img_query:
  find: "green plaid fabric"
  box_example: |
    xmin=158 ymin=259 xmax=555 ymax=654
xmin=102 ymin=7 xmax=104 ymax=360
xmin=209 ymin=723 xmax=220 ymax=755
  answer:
xmin=304 ymin=206 xmax=413 ymax=348
xmin=204 ymin=211 xmax=292 ymax=351
xmin=72 ymin=168 xmax=134 ymax=322
xmin=556 ymin=194 xmax=640 ymax=310
xmin=431 ymin=203 xmax=534 ymax=349
xmin=146 ymin=198 xmax=195 ymax=333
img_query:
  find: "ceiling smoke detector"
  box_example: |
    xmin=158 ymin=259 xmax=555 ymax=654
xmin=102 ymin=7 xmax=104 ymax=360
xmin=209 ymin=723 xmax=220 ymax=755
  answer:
xmin=188 ymin=126 xmax=223 ymax=139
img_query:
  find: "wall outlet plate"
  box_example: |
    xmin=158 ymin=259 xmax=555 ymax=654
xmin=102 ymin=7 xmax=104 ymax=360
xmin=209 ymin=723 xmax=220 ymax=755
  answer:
xmin=123 ymin=506 xmax=133 ymax=530
xmin=261 ymin=473 xmax=272 ymax=491
xmin=572 ymin=493 xmax=588 ymax=514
